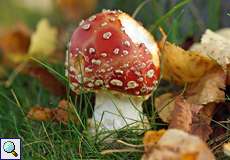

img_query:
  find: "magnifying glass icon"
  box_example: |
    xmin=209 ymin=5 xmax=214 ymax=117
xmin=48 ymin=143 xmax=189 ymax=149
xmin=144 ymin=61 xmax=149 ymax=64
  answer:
xmin=3 ymin=141 xmax=18 ymax=157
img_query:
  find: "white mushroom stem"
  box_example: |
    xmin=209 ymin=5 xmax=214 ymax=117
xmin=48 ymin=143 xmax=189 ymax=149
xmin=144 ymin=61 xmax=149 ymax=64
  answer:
xmin=92 ymin=92 xmax=148 ymax=131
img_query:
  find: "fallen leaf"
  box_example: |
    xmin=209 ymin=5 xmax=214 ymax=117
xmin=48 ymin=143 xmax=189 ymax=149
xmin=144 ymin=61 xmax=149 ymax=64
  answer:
xmin=191 ymin=29 xmax=230 ymax=86
xmin=169 ymin=97 xmax=214 ymax=141
xmin=168 ymin=96 xmax=193 ymax=132
xmin=182 ymin=153 xmax=198 ymax=160
xmin=185 ymin=68 xmax=226 ymax=105
xmin=156 ymin=67 xmax=225 ymax=130
xmin=216 ymin=28 xmax=230 ymax=40
xmin=142 ymin=129 xmax=215 ymax=160
xmin=191 ymin=103 xmax=215 ymax=141
xmin=190 ymin=29 xmax=230 ymax=69
xmin=28 ymin=18 xmax=58 ymax=59
xmin=143 ymin=129 xmax=166 ymax=146
xmin=27 ymin=100 xmax=78 ymax=124
xmin=0 ymin=24 xmax=30 ymax=66
xmin=52 ymin=99 xmax=78 ymax=124
xmin=155 ymin=93 xmax=175 ymax=122
xmin=27 ymin=107 xmax=52 ymax=121
xmin=156 ymin=94 xmax=214 ymax=141
xmin=159 ymin=41 xmax=217 ymax=85
xmin=0 ymin=24 xmax=30 ymax=54
xmin=155 ymin=94 xmax=202 ymax=123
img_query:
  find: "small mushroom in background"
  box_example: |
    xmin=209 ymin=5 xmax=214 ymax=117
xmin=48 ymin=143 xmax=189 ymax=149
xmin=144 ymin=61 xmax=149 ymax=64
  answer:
xmin=66 ymin=10 xmax=160 ymax=131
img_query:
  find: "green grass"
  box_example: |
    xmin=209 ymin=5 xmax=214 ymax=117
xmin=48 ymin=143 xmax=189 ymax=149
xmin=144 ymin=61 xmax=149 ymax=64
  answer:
xmin=0 ymin=77 xmax=147 ymax=159
xmin=0 ymin=0 xmax=229 ymax=159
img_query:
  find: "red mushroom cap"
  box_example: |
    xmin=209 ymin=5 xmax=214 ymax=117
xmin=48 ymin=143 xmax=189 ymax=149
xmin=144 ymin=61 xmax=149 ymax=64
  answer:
xmin=66 ymin=10 xmax=160 ymax=96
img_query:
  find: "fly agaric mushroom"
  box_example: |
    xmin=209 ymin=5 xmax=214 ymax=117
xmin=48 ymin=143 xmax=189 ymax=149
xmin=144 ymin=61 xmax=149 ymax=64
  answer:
xmin=66 ymin=10 xmax=160 ymax=131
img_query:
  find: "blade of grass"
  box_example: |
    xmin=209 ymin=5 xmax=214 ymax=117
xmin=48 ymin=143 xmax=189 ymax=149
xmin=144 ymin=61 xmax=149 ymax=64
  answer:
xmin=148 ymin=0 xmax=191 ymax=33
xmin=207 ymin=0 xmax=220 ymax=30
xmin=167 ymin=9 xmax=185 ymax=42
xmin=132 ymin=0 xmax=151 ymax=18
xmin=30 ymin=57 xmax=67 ymax=82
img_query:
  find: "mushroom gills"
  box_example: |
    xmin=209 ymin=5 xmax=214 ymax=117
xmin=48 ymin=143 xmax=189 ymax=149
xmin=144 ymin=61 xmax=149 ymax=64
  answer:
xmin=93 ymin=92 xmax=147 ymax=130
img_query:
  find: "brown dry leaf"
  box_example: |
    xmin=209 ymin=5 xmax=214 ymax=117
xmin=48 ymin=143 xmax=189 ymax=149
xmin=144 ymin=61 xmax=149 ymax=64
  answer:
xmin=0 ymin=24 xmax=30 ymax=54
xmin=1 ymin=19 xmax=63 ymax=92
xmin=159 ymin=40 xmax=217 ymax=85
xmin=155 ymin=67 xmax=225 ymax=128
xmin=156 ymin=94 xmax=214 ymax=141
xmin=0 ymin=24 xmax=30 ymax=66
xmin=1 ymin=19 xmax=58 ymax=67
xmin=168 ymin=96 xmax=214 ymax=141
xmin=191 ymin=103 xmax=215 ymax=141
xmin=185 ymin=68 xmax=226 ymax=105
xmin=155 ymin=93 xmax=175 ymax=122
xmin=25 ymin=66 xmax=66 ymax=96
xmin=52 ymin=99 xmax=79 ymax=124
xmin=155 ymin=94 xmax=202 ymax=123
xmin=169 ymin=96 xmax=193 ymax=132
xmin=57 ymin=0 xmax=97 ymax=20
xmin=27 ymin=100 xmax=78 ymax=124
xmin=172 ymin=97 xmax=214 ymax=141
xmin=27 ymin=106 xmax=52 ymax=121
xmin=142 ymin=129 xmax=215 ymax=160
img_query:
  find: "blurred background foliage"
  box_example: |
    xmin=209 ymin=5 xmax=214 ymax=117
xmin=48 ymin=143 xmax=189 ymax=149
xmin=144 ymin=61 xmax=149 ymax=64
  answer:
xmin=0 ymin=0 xmax=229 ymax=44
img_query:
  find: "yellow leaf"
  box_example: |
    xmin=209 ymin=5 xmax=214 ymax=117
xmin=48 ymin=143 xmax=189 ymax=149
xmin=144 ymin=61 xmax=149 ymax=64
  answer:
xmin=28 ymin=19 xmax=57 ymax=59
xmin=160 ymin=41 xmax=217 ymax=85
xmin=143 ymin=129 xmax=166 ymax=146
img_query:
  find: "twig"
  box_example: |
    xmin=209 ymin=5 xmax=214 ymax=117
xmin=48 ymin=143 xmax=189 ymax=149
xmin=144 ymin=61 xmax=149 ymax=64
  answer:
xmin=101 ymin=148 xmax=143 ymax=155
xmin=116 ymin=140 xmax=144 ymax=148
